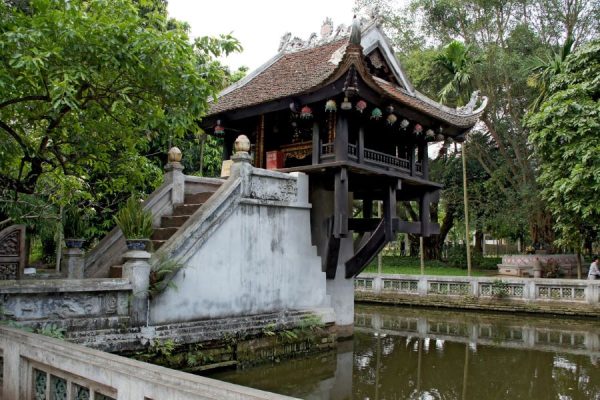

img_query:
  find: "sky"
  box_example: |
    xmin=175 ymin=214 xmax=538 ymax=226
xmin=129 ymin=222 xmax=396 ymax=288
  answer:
xmin=167 ymin=0 xmax=355 ymax=71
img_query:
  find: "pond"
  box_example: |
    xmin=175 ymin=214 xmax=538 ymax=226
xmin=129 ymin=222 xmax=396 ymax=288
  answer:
xmin=207 ymin=304 xmax=600 ymax=399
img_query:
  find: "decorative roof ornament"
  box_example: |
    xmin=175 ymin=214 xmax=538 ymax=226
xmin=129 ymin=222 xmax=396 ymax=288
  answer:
xmin=349 ymin=15 xmax=361 ymax=45
xmin=355 ymin=100 xmax=367 ymax=113
xmin=371 ymin=107 xmax=382 ymax=120
xmin=325 ymin=99 xmax=337 ymax=112
xmin=343 ymin=66 xmax=359 ymax=98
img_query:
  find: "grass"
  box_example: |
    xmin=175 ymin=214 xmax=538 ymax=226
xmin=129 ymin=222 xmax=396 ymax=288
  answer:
xmin=363 ymin=256 xmax=497 ymax=277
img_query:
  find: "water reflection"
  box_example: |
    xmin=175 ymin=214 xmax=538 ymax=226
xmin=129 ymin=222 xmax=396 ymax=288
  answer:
xmin=209 ymin=304 xmax=600 ymax=399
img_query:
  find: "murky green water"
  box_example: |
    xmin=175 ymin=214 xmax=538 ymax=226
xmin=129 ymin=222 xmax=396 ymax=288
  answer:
xmin=208 ymin=304 xmax=600 ymax=399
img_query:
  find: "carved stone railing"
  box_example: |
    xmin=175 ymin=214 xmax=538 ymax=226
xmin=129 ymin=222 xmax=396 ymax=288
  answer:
xmin=0 ymin=325 xmax=297 ymax=400
xmin=0 ymin=225 xmax=25 ymax=280
xmin=355 ymin=273 xmax=600 ymax=305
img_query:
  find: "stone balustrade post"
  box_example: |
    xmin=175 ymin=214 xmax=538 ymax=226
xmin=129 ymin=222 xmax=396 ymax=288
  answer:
xmin=164 ymin=146 xmax=185 ymax=206
xmin=230 ymin=135 xmax=253 ymax=196
xmin=122 ymin=250 xmax=151 ymax=326
xmin=62 ymin=247 xmax=85 ymax=279
xmin=417 ymin=275 xmax=428 ymax=295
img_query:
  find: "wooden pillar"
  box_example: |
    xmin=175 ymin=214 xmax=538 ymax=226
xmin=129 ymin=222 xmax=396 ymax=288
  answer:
xmin=255 ymin=115 xmax=265 ymax=168
xmin=334 ymin=167 xmax=349 ymax=238
xmin=383 ymin=182 xmax=397 ymax=240
xmin=335 ymin=113 xmax=348 ymax=162
xmin=358 ymin=125 xmax=365 ymax=163
xmin=421 ymin=142 xmax=429 ymax=179
xmin=410 ymin=144 xmax=416 ymax=176
xmin=363 ymin=198 xmax=373 ymax=219
xmin=312 ymin=121 xmax=320 ymax=165
xmin=420 ymin=191 xmax=431 ymax=237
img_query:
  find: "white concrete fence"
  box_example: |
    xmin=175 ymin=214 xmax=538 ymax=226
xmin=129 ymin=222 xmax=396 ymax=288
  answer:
xmin=355 ymin=273 xmax=600 ymax=304
xmin=0 ymin=325 xmax=296 ymax=400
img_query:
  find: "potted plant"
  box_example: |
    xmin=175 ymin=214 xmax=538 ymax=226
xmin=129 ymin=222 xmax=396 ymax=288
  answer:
xmin=114 ymin=196 xmax=153 ymax=251
xmin=63 ymin=208 xmax=88 ymax=248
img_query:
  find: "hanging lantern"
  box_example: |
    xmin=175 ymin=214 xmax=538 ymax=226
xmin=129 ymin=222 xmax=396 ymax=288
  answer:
xmin=400 ymin=119 xmax=410 ymax=130
xmin=414 ymin=124 xmax=423 ymax=134
xmin=325 ymin=99 xmax=337 ymax=112
xmin=300 ymin=105 xmax=313 ymax=119
xmin=386 ymin=105 xmax=395 ymax=114
xmin=371 ymin=107 xmax=382 ymax=120
xmin=425 ymin=129 xmax=435 ymax=140
xmin=214 ymin=120 xmax=225 ymax=135
xmin=341 ymin=97 xmax=352 ymax=111
xmin=435 ymin=133 xmax=445 ymax=141
xmin=355 ymin=99 xmax=367 ymax=113
xmin=387 ymin=114 xmax=397 ymax=126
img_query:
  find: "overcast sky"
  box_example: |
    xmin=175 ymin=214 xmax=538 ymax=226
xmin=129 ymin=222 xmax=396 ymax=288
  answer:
xmin=167 ymin=0 xmax=355 ymax=71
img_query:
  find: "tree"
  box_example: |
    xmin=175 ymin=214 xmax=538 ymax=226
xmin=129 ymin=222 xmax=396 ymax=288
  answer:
xmin=435 ymin=40 xmax=480 ymax=105
xmin=527 ymin=40 xmax=600 ymax=253
xmin=0 ymin=0 xmax=240 ymax=259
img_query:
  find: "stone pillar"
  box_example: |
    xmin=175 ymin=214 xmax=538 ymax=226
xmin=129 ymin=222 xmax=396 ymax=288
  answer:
xmin=122 ymin=250 xmax=151 ymax=327
xmin=230 ymin=135 xmax=254 ymax=195
xmin=164 ymin=146 xmax=185 ymax=205
xmin=62 ymin=248 xmax=84 ymax=279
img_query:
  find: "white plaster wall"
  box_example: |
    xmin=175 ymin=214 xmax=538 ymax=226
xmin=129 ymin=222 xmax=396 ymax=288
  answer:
xmin=150 ymin=200 xmax=329 ymax=324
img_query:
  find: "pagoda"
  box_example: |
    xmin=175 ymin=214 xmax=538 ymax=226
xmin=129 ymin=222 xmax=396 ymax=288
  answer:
xmin=204 ymin=17 xmax=486 ymax=329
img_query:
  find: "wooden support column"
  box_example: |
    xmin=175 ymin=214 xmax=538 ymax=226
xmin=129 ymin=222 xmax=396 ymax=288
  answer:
xmin=358 ymin=125 xmax=365 ymax=163
xmin=383 ymin=181 xmax=397 ymax=240
xmin=410 ymin=144 xmax=416 ymax=177
xmin=420 ymin=191 xmax=431 ymax=237
xmin=255 ymin=115 xmax=265 ymax=168
xmin=335 ymin=113 xmax=349 ymax=162
xmin=419 ymin=141 xmax=428 ymax=178
xmin=312 ymin=121 xmax=320 ymax=165
xmin=363 ymin=198 xmax=373 ymax=219
xmin=334 ymin=167 xmax=349 ymax=238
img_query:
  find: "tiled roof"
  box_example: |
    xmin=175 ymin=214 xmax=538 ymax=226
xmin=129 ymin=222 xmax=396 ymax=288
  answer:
xmin=372 ymin=78 xmax=484 ymax=128
xmin=209 ymin=40 xmax=348 ymax=115
xmin=208 ymin=33 xmax=486 ymax=130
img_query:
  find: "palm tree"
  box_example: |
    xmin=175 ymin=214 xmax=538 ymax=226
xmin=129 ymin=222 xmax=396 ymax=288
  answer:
xmin=526 ymin=37 xmax=574 ymax=112
xmin=435 ymin=40 xmax=480 ymax=106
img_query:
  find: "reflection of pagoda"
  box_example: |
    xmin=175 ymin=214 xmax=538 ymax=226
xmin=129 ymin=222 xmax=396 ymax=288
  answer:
xmin=204 ymin=18 xmax=485 ymax=329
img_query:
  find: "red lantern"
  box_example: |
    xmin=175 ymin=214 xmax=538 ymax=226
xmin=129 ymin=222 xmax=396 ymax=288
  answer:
xmin=300 ymin=106 xmax=313 ymax=119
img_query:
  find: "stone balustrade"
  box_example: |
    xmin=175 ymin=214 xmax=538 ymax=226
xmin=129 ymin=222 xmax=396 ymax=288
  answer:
xmin=0 ymin=325 xmax=297 ymax=400
xmin=355 ymin=273 xmax=600 ymax=316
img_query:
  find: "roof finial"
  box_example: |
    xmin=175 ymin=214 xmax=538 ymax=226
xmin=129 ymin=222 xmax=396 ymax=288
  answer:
xmin=349 ymin=15 xmax=361 ymax=45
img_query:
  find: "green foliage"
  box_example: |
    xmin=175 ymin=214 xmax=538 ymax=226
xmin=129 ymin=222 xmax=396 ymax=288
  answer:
xmin=527 ymin=40 xmax=600 ymax=249
xmin=0 ymin=0 xmax=240 ymax=257
xmin=37 ymin=323 xmax=66 ymax=339
xmin=148 ymin=255 xmax=185 ymax=298
xmin=363 ymin=255 xmax=496 ymax=276
xmin=491 ymin=280 xmax=509 ymax=299
xmin=62 ymin=206 xmax=89 ymax=238
xmin=113 ymin=196 xmax=153 ymax=239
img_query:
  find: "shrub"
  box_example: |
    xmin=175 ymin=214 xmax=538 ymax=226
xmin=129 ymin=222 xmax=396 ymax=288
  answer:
xmin=114 ymin=196 xmax=153 ymax=239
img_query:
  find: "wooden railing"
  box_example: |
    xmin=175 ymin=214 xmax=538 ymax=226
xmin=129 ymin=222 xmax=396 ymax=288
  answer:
xmin=363 ymin=148 xmax=411 ymax=172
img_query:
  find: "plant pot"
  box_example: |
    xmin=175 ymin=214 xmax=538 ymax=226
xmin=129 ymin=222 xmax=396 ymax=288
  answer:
xmin=65 ymin=238 xmax=85 ymax=249
xmin=126 ymin=239 xmax=151 ymax=251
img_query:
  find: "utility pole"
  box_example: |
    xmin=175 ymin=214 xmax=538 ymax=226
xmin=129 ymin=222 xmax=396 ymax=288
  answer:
xmin=462 ymin=142 xmax=472 ymax=276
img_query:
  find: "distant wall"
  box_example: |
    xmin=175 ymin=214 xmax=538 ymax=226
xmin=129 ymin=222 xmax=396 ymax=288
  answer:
xmin=150 ymin=166 xmax=331 ymax=325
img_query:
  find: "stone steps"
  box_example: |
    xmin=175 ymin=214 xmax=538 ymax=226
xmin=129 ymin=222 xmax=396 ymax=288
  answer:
xmin=109 ymin=191 xmax=216 ymax=278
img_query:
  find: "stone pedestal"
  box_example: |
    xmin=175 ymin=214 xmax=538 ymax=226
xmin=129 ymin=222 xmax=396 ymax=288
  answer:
xmin=62 ymin=248 xmax=85 ymax=279
xmin=122 ymin=250 xmax=151 ymax=326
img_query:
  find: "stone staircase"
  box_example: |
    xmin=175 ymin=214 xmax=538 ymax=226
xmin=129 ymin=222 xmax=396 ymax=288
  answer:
xmin=109 ymin=191 xmax=216 ymax=278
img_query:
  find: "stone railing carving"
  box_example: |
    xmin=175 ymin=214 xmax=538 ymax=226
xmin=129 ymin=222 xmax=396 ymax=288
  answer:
xmin=356 ymin=273 xmax=600 ymax=305
xmin=0 ymin=225 xmax=25 ymax=280
xmin=0 ymin=325 xmax=296 ymax=399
